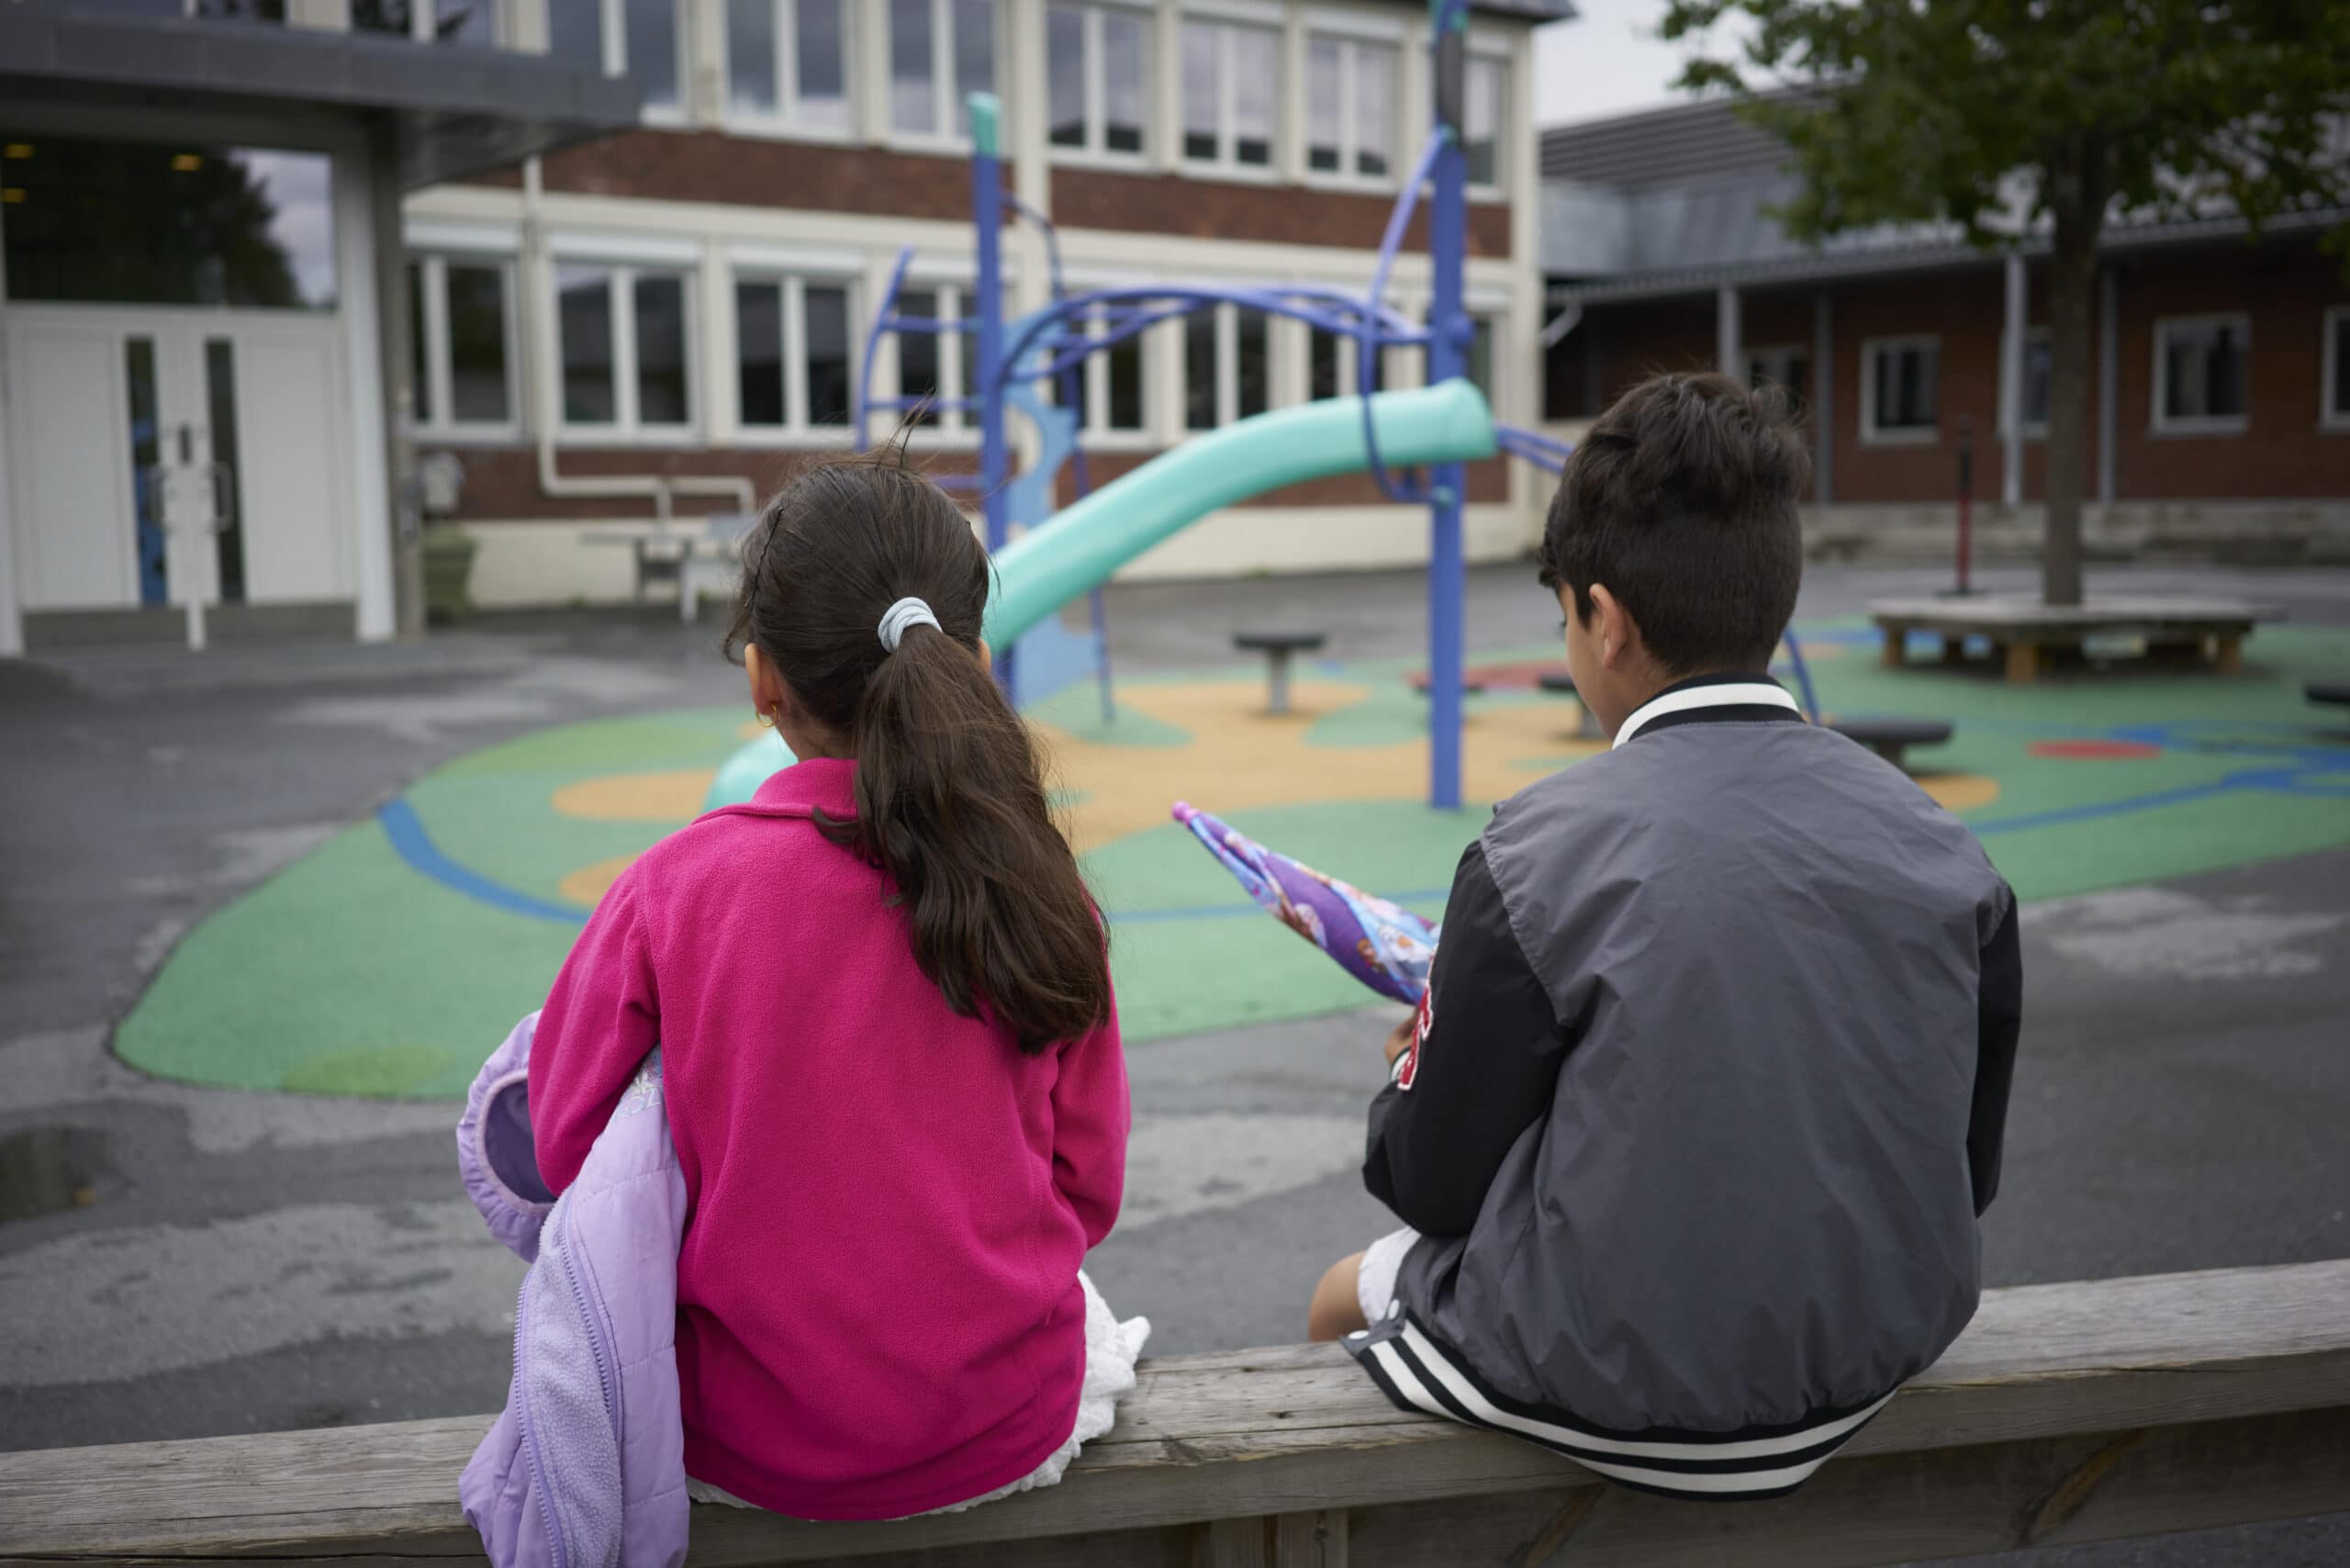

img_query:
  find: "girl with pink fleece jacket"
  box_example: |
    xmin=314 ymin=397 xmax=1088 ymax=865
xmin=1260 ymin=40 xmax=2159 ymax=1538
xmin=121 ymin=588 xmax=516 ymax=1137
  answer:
xmin=529 ymin=457 xmax=1139 ymax=1522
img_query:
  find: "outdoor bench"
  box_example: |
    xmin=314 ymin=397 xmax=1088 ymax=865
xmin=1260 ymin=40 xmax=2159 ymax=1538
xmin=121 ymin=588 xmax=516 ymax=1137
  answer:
xmin=4 ymin=1260 xmax=2345 ymax=1568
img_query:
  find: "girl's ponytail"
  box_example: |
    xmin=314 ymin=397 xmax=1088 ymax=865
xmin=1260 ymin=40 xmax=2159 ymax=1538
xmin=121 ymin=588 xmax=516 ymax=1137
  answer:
xmin=725 ymin=457 xmax=1110 ymax=1053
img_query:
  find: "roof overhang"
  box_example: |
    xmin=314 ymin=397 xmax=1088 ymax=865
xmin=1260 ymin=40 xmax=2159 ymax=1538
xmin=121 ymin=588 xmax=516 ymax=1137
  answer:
xmin=1546 ymin=205 xmax=2350 ymax=306
xmin=0 ymin=5 xmax=638 ymax=188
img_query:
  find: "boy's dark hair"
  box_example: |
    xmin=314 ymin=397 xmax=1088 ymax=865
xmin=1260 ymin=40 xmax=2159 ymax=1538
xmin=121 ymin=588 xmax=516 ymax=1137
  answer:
xmin=724 ymin=454 xmax=1109 ymax=1054
xmin=1538 ymin=371 xmax=1807 ymax=674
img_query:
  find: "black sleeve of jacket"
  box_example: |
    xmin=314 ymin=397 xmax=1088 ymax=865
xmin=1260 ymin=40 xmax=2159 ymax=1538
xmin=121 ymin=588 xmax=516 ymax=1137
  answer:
xmin=1363 ymin=840 xmax=1567 ymax=1238
xmin=1968 ymin=895 xmax=2023 ymax=1216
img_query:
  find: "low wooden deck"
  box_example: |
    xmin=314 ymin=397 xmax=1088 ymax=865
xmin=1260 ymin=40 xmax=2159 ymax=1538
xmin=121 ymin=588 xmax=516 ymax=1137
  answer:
xmin=1869 ymin=596 xmax=2284 ymax=683
xmin=5 ymin=1261 xmax=2348 ymax=1567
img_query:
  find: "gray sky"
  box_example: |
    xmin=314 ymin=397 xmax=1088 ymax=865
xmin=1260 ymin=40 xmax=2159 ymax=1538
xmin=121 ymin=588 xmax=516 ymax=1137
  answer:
xmin=1534 ymin=0 xmax=1747 ymax=128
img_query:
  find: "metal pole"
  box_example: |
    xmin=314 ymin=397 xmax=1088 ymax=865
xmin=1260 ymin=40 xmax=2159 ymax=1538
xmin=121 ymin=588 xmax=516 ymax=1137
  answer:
xmin=2001 ymin=252 xmax=2025 ymax=509
xmin=969 ymin=93 xmax=1011 ymax=690
xmin=1427 ymin=3 xmax=1468 ymax=812
xmin=1954 ymin=413 xmax=1975 ymax=596
xmin=1717 ymin=284 xmax=1742 ymax=386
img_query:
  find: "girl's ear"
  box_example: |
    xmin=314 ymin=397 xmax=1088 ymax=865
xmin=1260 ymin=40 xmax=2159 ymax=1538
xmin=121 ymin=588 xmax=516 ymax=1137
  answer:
xmin=744 ymin=644 xmax=789 ymax=723
xmin=977 ymin=638 xmax=992 ymax=673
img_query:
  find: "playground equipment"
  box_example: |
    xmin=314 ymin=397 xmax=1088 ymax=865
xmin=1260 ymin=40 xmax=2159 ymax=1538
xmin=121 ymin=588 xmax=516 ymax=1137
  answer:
xmin=706 ymin=0 xmax=1576 ymax=816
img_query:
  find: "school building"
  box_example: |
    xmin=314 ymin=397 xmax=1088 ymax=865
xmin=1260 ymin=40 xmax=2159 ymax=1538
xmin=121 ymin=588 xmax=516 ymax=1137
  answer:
xmin=1540 ymin=98 xmax=2350 ymax=564
xmin=396 ymin=0 xmax=1560 ymax=609
xmin=0 ymin=0 xmax=635 ymax=656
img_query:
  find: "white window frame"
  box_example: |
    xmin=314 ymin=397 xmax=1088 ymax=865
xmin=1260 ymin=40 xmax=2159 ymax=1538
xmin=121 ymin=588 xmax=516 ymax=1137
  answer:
xmin=1859 ymin=334 xmax=1941 ymax=447
xmin=2151 ymin=312 xmax=2251 ymax=436
xmin=1180 ymin=302 xmax=1279 ymax=430
xmin=888 ymin=280 xmax=989 ymax=443
xmin=554 ymin=261 xmax=700 ymax=442
xmin=603 ymin=0 xmax=692 ymax=125
xmin=1080 ymin=309 xmax=1153 ymax=446
xmin=1046 ymin=0 xmax=1155 ymax=166
xmin=410 ymin=252 xmax=521 ymax=443
xmin=1303 ymin=32 xmax=1402 ymax=193
xmin=881 ymin=0 xmax=998 ymax=148
xmin=1747 ymin=342 xmax=1809 ymax=404
xmin=332 ymin=0 xmax=512 ymax=46
xmin=2324 ymin=305 xmax=2350 ymax=432
xmin=1460 ymin=47 xmax=1509 ymax=200
xmin=720 ymin=0 xmax=857 ymax=140
xmin=730 ymin=268 xmax=863 ymax=442
xmin=1997 ymin=326 xmax=2051 ymax=441
xmin=1179 ymin=17 xmax=1281 ymax=180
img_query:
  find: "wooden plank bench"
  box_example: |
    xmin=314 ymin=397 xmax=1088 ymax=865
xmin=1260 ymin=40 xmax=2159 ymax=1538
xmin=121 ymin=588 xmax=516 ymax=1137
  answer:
xmin=5 ymin=1260 xmax=2346 ymax=1568
xmin=1869 ymin=596 xmax=2284 ymax=684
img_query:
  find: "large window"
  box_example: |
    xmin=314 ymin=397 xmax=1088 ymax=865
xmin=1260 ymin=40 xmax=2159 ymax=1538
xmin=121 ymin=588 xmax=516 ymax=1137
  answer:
xmin=1749 ymin=343 xmax=1811 ymax=415
xmin=1310 ymin=330 xmax=1383 ymax=400
xmin=548 ymin=0 xmax=684 ymax=116
xmin=1183 ymin=305 xmax=1271 ymax=431
xmin=727 ymin=0 xmax=851 ymax=131
xmin=1862 ymin=336 xmax=1939 ymax=444
xmin=0 ymin=137 xmax=335 ymax=308
xmin=558 ymin=264 xmax=695 ymax=432
xmin=1998 ymin=329 xmax=2050 ymax=438
xmin=888 ymin=0 xmax=994 ymax=139
xmin=1463 ymin=55 xmax=1505 ymax=190
xmin=734 ymin=274 xmax=856 ymax=431
xmin=1181 ymin=19 xmax=1277 ymax=172
xmin=1048 ymin=3 xmax=1149 ymax=159
xmin=408 ymin=254 xmax=516 ymax=435
xmin=1306 ymin=36 xmax=1397 ymax=181
xmin=1465 ymin=313 xmax=1495 ymax=406
xmin=2325 ymin=306 xmax=2350 ymax=431
xmin=2154 ymin=314 xmax=2249 ymax=433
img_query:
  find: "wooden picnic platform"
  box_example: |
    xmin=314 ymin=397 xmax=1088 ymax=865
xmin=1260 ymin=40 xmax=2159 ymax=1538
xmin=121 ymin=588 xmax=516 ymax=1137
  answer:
xmin=1869 ymin=596 xmax=2284 ymax=683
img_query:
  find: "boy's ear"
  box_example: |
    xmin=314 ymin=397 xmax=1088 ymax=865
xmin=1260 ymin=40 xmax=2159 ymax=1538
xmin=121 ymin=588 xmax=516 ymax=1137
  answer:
xmin=1587 ymin=582 xmax=1638 ymax=670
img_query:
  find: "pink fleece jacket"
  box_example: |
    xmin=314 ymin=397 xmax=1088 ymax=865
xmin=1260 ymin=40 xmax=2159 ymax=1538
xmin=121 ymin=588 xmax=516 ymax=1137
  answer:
xmin=531 ymin=757 xmax=1128 ymax=1521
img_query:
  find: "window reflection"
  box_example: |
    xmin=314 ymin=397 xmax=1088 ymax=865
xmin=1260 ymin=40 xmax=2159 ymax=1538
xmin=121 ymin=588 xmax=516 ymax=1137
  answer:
xmin=0 ymin=137 xmax=335 ymax=308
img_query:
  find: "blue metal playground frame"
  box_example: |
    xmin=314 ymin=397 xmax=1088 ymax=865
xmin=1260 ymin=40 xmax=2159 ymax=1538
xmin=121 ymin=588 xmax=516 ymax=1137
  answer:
xmin=846 ymin=0 xmax=1563 ymax=811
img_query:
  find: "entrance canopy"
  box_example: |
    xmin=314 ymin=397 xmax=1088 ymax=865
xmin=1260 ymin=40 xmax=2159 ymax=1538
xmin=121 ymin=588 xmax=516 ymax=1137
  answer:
xmin=0 ymin=3 xmax=636 ymax=188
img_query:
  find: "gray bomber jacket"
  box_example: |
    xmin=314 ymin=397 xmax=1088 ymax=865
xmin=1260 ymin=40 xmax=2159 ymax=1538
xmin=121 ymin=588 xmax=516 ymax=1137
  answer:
xmin=1345 ymin=675 xmax=2021 ymax=1500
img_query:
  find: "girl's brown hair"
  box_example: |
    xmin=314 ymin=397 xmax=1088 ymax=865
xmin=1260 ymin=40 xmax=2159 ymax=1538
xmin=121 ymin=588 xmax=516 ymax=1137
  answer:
xmin=723 ymin=456 xmax=1110 ymax=1053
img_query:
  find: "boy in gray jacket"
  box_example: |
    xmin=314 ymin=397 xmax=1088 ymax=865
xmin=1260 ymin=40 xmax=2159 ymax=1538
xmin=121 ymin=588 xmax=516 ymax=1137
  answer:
xmin=1307 ymin=371 xmax=2021 ymax=1500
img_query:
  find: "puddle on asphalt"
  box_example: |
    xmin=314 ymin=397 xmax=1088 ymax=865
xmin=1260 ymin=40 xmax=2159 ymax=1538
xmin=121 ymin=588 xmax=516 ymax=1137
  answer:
xmin=0 ymin=1126 xmax=107 ymax=1222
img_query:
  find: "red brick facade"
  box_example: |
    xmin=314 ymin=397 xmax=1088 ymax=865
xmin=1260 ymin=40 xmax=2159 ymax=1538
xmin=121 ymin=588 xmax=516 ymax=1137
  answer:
xmin=466 ymin=130 xmax=995 ymax=223
xmin=1548 ymin=236 xmax=2350 ymax=505
xmin=1052 ymin=167 xmax=1512 ymax=258
xmin=469 ymin=130 xmax=1513 ymax=258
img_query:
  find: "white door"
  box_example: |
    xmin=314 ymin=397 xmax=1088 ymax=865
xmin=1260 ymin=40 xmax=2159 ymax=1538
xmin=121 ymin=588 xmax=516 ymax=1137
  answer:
xmin=3 ymin=308 xmax=352 ymax=612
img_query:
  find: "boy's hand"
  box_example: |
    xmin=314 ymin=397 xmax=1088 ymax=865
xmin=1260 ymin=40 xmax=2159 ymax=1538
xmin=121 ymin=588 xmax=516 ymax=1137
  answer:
xmin=1383 ymin=1011 xmax=1419 ymax=1067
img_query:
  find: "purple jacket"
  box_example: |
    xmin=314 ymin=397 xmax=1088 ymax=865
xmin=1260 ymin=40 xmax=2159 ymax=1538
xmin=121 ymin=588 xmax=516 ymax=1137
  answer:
xmin=457 ymin=1013 xmax=690 ymax=1568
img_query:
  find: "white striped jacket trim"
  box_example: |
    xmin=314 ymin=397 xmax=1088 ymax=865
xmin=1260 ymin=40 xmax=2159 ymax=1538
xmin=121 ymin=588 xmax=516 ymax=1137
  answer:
xmin=1356 ymin=1320 xmax=1897 ymax=1498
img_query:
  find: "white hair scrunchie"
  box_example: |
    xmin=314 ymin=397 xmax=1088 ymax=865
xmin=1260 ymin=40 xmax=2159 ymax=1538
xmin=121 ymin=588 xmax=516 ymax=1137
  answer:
xmin=876 ymin=596 xmax=942 ymax=654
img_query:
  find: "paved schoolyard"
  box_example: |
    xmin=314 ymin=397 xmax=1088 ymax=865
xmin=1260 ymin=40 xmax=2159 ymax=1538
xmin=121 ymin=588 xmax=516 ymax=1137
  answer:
xmin=3 ymin=562 xmax=2346 ymax=1566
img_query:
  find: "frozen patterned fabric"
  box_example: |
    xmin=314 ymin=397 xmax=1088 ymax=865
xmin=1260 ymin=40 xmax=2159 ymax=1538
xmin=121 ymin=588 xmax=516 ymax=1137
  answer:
xmin=1171 ymin=802 xmax=1438 ymax=1004
xmin=459 ymin=1014 xmax=689 ymax=1568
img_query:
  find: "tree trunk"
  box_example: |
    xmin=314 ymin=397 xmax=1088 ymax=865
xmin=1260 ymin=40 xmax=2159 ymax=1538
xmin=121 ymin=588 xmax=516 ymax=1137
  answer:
xmin=2042 ymin=141 xmax=2109 ymax=608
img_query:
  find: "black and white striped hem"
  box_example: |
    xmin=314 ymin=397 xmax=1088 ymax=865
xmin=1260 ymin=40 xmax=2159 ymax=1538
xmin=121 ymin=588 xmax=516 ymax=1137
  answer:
xmin=1344 ymin=1312 xmax=1896 ymax=1500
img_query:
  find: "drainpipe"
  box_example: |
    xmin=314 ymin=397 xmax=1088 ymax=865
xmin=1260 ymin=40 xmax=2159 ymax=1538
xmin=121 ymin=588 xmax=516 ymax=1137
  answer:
xmin=519 ymin=158 xmax=754 ymax=530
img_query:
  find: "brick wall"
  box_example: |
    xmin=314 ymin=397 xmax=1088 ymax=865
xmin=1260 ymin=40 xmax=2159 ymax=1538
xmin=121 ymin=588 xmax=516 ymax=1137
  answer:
xmin=464 ymin=130 xmax=993 ymax=223
xmin=1552 ymin=235 xmax=2349 ymax=508
xmin=1051 ymin=168 xmax=1511 ymax=259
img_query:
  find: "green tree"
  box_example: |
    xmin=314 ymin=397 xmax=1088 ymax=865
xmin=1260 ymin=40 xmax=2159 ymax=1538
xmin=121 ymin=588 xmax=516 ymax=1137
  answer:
xmin=1661 ymin=0 xmax=2350 ymax=605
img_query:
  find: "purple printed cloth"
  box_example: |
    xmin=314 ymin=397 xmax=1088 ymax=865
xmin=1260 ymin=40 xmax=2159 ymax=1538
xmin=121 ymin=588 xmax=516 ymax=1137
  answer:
xmin=1171 ymin=802 xmax=1438 ymax=1004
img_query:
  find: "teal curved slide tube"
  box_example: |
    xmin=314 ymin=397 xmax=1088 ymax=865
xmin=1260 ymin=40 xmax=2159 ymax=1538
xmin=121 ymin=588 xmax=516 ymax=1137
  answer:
xmin=702 ymin=381 xmax=1497 ymax=810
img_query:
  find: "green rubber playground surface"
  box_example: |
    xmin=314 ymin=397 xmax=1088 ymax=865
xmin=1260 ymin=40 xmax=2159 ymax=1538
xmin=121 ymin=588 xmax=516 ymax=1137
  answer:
xmin=116 ymin=621 xmax=2350 ymax=1098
